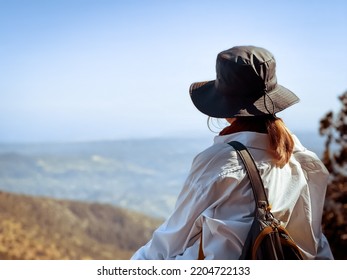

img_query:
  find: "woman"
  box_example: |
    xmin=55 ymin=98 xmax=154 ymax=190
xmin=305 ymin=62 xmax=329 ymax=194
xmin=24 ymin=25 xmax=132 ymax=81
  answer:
xmin=131 ymin=45 xmax=333 ymax=260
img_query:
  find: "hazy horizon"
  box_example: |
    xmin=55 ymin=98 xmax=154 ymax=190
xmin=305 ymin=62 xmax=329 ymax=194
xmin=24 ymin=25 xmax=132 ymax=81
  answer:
xmin=0 ymin=127 xmax=325 ymax=144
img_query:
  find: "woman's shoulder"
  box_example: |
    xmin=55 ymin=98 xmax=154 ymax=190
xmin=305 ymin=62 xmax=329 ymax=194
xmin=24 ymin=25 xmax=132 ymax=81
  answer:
xmin=183 ymin=142 xmax=246 ymax=196
xmin=191 ymin=142 xmax=243 ymax=175
xmin=291 ymin=135 xmax=329 ymax=174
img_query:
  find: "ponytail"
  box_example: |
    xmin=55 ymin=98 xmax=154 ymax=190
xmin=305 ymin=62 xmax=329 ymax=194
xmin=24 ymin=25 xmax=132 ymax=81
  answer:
xmin=266 ymin=117 xmax=294 ymax=168
xmin=220 ymin=116 xmax=294 ymax=168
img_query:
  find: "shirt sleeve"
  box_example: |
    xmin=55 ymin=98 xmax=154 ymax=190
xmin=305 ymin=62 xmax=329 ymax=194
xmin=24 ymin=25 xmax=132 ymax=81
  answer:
xmin=293 ymin=150 xmax=334 ymax=259
xmin=130 ymin=150 xmax=238 ymax=260
xmin=130 ymin=175 xmax=212 ymax=259
xmin=306 ymin=159 xmax=334 ymax=259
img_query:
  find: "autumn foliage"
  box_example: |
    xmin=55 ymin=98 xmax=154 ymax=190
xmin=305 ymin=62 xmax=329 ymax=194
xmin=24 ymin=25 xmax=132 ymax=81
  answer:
xmin=320 ymin=90 xmax=347 ymax=260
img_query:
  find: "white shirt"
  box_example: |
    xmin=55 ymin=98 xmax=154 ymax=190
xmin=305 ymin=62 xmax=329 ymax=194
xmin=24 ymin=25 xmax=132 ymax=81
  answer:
xmin=131 ymin=132 xmax=334 ymax=260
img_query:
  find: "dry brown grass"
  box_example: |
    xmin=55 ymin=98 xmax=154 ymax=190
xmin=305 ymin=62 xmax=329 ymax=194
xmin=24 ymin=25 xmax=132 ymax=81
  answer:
xmin=0 ymin=191 xmax=161 ymax=260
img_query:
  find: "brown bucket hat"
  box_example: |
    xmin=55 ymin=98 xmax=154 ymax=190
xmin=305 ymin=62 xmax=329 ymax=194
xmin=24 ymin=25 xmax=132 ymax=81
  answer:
xmin=189 ymin=46 xmax=300 ymax=118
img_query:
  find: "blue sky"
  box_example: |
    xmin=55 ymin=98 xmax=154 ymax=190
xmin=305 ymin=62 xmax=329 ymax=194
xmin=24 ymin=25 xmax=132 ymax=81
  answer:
xmin=1 ymin=0 xmax=346 ymax=142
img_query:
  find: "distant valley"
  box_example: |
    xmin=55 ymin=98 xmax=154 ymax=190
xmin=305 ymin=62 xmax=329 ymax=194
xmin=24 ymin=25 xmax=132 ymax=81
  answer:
xmin=0 ymin=137 xmax=212 ymax=219
xmin=0 ymin=132 xmax=325 ymax=219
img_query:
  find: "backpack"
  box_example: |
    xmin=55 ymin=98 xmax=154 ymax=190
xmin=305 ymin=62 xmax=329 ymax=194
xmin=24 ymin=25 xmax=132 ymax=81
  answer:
xmin=198 ymin=141 xmax=304 ymax=260
xmin=229 ymin=141 xmax=303 ymax=260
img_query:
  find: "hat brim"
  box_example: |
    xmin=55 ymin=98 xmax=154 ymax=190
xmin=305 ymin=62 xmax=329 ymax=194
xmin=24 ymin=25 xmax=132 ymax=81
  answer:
xmin=189 ymin=80 xmax=300 ymax=118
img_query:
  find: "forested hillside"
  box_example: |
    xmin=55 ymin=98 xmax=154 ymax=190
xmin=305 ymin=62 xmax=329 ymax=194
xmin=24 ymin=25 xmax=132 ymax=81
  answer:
xmin=0 ymin=191 xmax=161 ymax=260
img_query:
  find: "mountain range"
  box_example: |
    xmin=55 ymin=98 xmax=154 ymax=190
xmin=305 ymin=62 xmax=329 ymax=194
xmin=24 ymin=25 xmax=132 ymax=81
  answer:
xmin=0 ymin=132 xmax=325 ymax=219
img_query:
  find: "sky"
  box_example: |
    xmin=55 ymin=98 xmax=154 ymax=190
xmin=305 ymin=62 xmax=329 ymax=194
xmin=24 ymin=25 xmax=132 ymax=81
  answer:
xmin=0 ymin=0 xmax=346 ymax=142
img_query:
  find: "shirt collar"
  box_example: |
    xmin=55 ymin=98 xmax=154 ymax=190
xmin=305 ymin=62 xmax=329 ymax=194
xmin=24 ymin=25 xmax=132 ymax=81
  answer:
xmin=213 ymin=131 xmax=270 ymax=150
xmin=213 ymin=131 xmax=306 ymax=153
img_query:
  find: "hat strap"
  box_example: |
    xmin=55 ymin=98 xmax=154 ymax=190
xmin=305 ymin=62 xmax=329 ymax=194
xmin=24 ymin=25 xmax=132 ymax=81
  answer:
xmin=264 ymin=93 xmax=277 ymax=116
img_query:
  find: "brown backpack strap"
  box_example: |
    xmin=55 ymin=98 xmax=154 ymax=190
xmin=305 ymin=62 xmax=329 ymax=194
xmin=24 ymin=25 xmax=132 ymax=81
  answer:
xmin=198 ymin=233 xmax=205 ymax=260
xmin=198 ymin=141 xmax=269 ymax=260
xmin=228 ymin=141 xmax=270 ymax=209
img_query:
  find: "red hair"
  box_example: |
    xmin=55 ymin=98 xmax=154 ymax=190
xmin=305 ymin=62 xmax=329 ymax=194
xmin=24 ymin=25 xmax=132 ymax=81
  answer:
xmin=220 ymin=116 xmax=294 ymax=168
